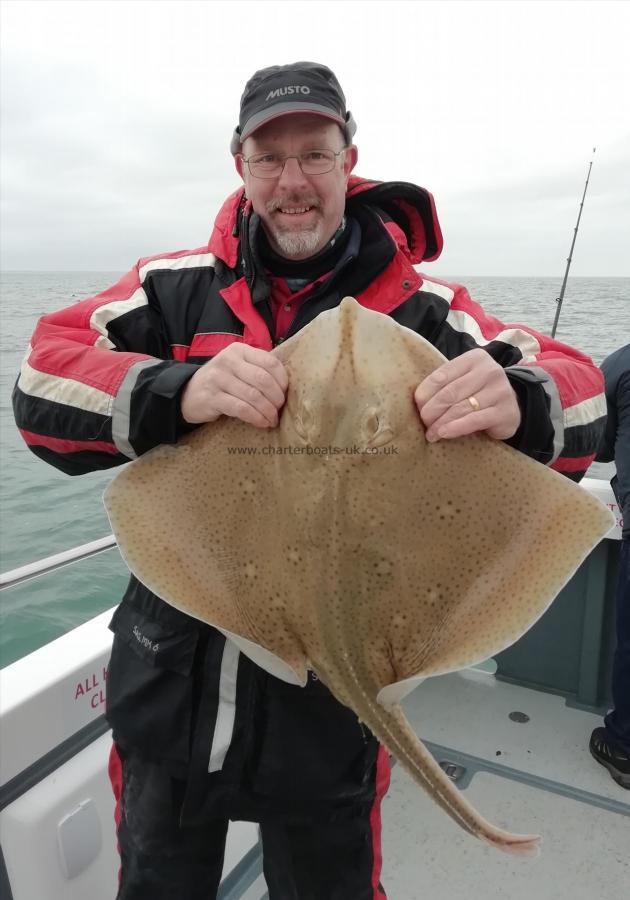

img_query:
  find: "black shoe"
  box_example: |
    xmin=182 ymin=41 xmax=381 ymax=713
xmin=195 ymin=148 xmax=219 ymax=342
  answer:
xmin=589 ymin=727 xmax=630 ymax=789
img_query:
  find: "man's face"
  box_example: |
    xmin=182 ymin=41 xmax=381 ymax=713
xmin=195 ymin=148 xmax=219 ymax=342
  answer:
xmin=235 ymin=114 xmax=358 ymax=260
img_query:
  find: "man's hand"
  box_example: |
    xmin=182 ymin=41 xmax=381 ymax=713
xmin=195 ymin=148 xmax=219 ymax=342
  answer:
xmin=414 ymin=349 xmax=521 ymax=442
xmin=181 ymin=344 xmax=288 ymax=428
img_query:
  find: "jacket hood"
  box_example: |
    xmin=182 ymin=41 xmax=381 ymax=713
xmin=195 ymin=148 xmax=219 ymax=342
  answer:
xmin=208 ymin=175 xmax=443 ymax=269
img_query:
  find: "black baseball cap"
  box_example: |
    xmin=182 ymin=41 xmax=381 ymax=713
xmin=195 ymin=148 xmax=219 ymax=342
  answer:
xmin=230 ymin=61 xmax=356 ymax=154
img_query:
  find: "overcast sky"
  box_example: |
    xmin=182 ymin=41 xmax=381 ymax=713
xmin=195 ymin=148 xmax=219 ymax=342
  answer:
xmin=1 ymin=0 xmax=629 ymax=276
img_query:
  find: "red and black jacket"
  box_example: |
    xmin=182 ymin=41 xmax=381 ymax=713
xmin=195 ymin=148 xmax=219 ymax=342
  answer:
xmin=12 ymin=176 xmax=606 ymax=481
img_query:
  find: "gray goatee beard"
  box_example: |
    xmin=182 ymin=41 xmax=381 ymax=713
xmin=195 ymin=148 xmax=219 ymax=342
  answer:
xmin=271 ymin=225 xmax=324 ymax=259
xmin=265 ymin=196 xmax=323 ymax=260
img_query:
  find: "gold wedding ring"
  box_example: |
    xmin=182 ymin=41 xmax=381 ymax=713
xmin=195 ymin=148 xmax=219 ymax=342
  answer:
xmin=467 ymin=395 xmax=481 ymax=412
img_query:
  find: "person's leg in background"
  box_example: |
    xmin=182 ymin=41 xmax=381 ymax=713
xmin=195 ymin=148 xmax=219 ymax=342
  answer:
xmin=590 ymin=539 xmax=630 ymax=788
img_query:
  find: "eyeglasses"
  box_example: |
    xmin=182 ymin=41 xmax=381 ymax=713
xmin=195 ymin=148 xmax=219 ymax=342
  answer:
xmin=240 ymin=148 xmax=346 ymax=179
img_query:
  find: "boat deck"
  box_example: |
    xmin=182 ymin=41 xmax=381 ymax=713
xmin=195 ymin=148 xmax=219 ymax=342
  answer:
xmin=238 ymin=668 xmax=630 ymax=899
xmin=381 ymin=669 xmax=629 ymax=899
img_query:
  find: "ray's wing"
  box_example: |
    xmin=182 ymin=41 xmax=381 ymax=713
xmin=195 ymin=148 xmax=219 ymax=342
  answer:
xmin=376 ymin=438 xmax=614 ymax=704
xmin=104 ymin=415 xmax=320 ymax=686
xmin=332 ymin=324 xmax=615 ymax=706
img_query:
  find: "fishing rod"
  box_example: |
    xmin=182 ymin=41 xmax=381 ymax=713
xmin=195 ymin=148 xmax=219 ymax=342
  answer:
xmin=551 ymin=148 xmax=596 ymax=338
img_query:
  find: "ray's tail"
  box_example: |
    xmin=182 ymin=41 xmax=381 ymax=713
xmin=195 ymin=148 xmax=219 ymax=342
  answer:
xmin=321 ymin=660 xmax=541 ymax=856
xmin=375 ymin=703 xmax=540 ymax=855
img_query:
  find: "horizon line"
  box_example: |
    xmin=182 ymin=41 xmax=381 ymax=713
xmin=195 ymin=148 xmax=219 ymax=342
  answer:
xmin=1 ymin=270 xmax=628 ymax=279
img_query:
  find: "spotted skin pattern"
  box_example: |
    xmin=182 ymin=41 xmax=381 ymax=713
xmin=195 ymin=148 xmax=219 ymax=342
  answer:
xmin=104 ymin=298 xmax=614 ymax=856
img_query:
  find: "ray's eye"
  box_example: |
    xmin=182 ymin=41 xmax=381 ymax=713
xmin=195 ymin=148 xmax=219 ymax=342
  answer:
xmin=365 ymin=411 xmax=380 ymax=435
xmin=294 ymin=399 xmax=314 ymax=442
xmin=363 ymin=407 xmax=393 ymax=448
xmin=294 ymin=415 xmax=308 ymax=442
